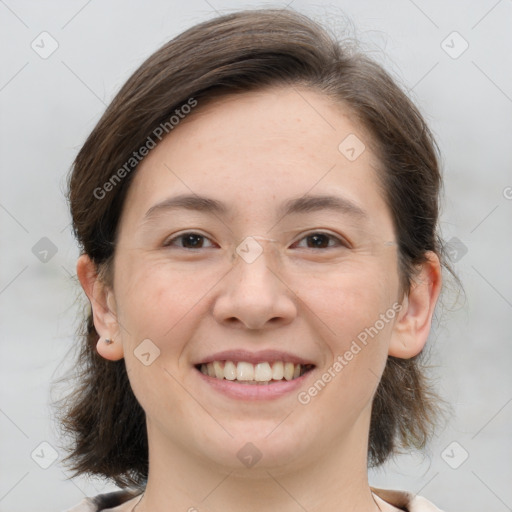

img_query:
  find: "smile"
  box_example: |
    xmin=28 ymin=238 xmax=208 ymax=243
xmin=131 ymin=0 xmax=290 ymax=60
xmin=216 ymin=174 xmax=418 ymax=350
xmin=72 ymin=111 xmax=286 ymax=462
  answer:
xmin=195 ymin=361 xmax=315 ymax=384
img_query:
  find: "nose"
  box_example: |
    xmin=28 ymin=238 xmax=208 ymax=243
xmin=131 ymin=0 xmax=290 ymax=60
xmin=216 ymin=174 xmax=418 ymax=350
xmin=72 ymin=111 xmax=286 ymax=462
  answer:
xmin=212 ymin=238 xmax=297 ymax=330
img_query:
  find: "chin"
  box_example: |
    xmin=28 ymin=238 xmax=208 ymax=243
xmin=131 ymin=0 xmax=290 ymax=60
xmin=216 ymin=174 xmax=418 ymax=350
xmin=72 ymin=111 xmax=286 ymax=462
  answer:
xmin=195 ymin=423 xmax=313 ymax=472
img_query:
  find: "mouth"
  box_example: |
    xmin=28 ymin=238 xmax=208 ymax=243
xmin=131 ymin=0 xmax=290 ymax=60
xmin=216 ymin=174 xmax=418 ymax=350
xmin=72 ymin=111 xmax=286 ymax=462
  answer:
xmin=194 ymin=360 xmax=316 ymax=385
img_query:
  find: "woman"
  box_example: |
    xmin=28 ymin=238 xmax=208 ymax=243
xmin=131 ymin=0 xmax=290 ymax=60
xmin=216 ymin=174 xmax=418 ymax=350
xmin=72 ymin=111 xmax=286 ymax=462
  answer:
xmin=57 ymin=8 xmax=454 ymax=512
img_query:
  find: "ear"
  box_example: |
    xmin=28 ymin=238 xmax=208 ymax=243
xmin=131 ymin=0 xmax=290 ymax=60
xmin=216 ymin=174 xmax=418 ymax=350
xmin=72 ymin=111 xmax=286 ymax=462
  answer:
xmin=389 ymin=251 xmax=442 ymax=358
xmin=76 ymin=254 xmax=124 ymax=361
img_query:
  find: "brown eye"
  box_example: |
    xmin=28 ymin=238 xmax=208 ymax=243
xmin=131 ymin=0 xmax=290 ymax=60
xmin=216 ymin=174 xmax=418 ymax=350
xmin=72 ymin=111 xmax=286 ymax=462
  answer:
xmin=163 ymin=232 xmax=214 ymax=249
xmin=293 ymin=232 xmax=347 ymax=249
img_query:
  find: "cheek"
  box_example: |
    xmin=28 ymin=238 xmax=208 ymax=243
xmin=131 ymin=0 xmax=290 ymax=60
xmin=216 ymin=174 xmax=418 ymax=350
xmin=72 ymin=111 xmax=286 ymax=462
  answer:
xmin=302 ymin=262 xmax=396 ymax=338
xmin=299 ymin=302 xmax=395 ymax=430
xmin=301 ymin=263 xmax=397 ymax=408
xmin=115 ymin=255 xmax=219 ymax=336
xmin=116 ymin=262 xmax=203 ymax=417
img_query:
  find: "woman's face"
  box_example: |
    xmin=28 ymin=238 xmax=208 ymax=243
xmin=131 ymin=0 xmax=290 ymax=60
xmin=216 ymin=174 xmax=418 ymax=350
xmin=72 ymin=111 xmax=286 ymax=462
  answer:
xmin=108 ymin=86 xmax=405 ymax=472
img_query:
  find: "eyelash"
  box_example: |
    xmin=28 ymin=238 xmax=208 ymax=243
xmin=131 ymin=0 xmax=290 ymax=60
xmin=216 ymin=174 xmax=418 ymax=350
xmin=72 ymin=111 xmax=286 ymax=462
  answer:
xmin=162 ymin=231 xmax=348 ymax=250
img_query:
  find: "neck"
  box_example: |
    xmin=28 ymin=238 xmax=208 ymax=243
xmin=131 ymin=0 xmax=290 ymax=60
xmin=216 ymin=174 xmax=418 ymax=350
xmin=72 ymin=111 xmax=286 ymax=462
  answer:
xmin=138 ymin=416 xmax=381 ymax=512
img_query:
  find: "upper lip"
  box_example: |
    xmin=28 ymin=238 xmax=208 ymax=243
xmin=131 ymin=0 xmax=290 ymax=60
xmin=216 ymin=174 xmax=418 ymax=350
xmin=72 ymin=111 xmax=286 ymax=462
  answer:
xmin=193 ymin=349 xmax=316 ymax=366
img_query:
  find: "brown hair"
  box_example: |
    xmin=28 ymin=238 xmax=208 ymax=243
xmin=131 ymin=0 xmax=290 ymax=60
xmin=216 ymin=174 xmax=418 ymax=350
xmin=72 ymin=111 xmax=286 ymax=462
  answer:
xmin=53 ymin=7 xmax=458 ymax=489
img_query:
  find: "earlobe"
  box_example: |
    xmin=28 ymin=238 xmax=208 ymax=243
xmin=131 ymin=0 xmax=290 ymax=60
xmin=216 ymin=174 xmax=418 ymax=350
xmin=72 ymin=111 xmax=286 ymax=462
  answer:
xmin=76 ymin=254 xmax=124 ymax=361
xmin=388 ymin=251 xmax=442 ymax=359
xmin=95 ymin=335 xmax=124 ymax=361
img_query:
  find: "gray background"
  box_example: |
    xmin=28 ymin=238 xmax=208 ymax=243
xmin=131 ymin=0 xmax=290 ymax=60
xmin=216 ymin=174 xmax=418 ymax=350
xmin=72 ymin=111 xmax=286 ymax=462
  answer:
xmin=1 ymin=1 xmax=511 ymax=511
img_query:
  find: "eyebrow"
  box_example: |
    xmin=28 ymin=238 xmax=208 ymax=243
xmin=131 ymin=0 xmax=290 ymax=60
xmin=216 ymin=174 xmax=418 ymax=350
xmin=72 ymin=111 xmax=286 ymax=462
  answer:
xmin=142 ymin=193 xmax=368 ymax=223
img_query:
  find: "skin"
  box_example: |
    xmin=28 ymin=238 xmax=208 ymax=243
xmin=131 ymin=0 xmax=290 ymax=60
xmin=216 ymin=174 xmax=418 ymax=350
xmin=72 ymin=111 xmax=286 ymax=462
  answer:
xmin=77 ymin=86 xmax=442 ymax=512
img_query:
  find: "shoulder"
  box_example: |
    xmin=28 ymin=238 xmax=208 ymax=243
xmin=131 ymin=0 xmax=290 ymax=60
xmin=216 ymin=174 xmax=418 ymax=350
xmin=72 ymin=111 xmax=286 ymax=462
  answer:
xmin=62 ymin=489 xmax=142 ymax=512
xmin=371 ymin=486 xmax=445 ymax=512
xmin=63 ymin=487 xmax=443 ymax=512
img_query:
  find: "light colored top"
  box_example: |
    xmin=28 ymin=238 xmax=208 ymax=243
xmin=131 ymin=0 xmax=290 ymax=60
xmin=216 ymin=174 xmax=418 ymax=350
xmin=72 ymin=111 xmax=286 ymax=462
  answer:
xmin=62 ymin=487 xmax=445 ymax=511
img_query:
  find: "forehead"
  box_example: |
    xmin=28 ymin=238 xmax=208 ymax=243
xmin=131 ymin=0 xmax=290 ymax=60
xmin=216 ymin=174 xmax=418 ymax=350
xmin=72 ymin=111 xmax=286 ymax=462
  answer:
xmin=168 ymin=86 xmax=371 ymax=165
xmin=120 ymin=86 xmax=387 ymax=229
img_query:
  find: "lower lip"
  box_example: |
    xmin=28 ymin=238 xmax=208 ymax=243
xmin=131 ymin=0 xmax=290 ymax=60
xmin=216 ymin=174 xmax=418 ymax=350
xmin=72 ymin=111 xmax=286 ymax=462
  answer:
xmin=194 ymin=367 xmax=314 ymax=401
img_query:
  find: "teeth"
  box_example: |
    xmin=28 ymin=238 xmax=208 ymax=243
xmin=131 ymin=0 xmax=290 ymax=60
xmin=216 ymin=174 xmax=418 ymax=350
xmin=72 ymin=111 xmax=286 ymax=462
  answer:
xmin=198 ymin=360 xmax=310 ymax=383
xmin=213 ymin=360 xmax=224 ymax=379
xmin=284 ymin=362 xmax=295 ymax=381
xmin=272 ymin=361 xmax=284 ymax=380
xmin=254 ymin=362 xmax=272 ymax=381
xmin=213 ymin=361 xmax=224 ymax=379
xmin=236 ymin=361 xmax=254 ymax=381
xmin=224 ymin=361 xmax=237 ymax=380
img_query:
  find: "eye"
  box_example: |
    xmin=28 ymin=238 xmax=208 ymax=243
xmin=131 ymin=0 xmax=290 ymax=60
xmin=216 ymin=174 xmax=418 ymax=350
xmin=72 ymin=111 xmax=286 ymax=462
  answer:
xmin=162 ymin=232 xmax=215 ymax=249
xmin=292 ymin=232 xmax=348 ymax=250
xmin=162 ymin=231 xmax=348 ymax=250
